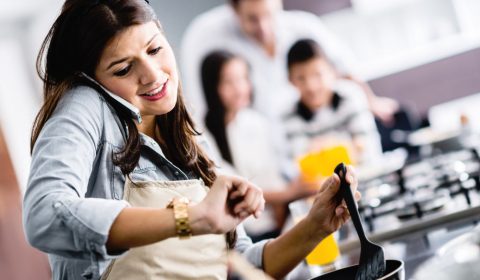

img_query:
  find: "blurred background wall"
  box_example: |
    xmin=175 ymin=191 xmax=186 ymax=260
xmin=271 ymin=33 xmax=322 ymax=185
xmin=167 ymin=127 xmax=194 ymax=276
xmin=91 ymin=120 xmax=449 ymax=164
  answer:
xmin=0 ymin=0 xmax=479 ymax=279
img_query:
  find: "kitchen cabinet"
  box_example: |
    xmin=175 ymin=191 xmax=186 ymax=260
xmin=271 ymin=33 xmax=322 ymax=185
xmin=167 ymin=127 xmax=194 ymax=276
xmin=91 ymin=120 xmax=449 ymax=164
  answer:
xmin=318 ymin=0 xmax=480 ymax=81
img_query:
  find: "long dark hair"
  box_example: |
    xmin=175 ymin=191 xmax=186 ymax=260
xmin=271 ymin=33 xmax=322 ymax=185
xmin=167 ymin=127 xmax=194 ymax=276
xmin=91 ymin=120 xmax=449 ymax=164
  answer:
xmin=33 ymin=0 xmax=236 ymax=247
xmin=201 ymin=50 xmax=239 ymax=165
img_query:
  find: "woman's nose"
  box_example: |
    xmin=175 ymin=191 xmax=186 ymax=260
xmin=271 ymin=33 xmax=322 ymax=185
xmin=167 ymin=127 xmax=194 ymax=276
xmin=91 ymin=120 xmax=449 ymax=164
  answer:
xmin=139 ymin=59 xmax=163 ymax=85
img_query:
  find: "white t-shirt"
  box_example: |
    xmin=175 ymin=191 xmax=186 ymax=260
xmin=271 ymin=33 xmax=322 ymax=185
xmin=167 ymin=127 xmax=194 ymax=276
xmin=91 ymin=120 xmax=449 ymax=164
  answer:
xmin=180 ymin=5 xmax=357 ymax=125
xmin=283 ymin=80 xmax=382 ymax=164
xmin=203 ymin=108 xmax=287 ymax=236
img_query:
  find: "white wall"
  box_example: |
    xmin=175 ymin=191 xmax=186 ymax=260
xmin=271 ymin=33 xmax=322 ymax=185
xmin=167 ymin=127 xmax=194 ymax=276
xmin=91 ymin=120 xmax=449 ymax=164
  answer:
xmin=0 ymin=0 xmax=62 ymax=193
xmin=152 ymin=0 xmax=224 ymax=56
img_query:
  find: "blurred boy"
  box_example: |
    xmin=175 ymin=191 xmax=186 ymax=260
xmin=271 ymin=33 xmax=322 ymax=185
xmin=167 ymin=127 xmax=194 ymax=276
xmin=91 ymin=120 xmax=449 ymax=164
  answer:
xmin=284 ymin=39 xmax=383 ymax=164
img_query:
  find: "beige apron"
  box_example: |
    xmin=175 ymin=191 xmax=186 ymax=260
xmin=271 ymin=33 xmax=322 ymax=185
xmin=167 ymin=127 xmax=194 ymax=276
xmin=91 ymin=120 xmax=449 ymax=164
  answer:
xmin=101 ymin=179 xmax=228 ymax=280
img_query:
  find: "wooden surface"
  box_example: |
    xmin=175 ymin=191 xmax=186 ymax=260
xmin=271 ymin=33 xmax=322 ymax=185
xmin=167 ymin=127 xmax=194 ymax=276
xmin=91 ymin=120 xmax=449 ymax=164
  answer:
xmin=0 ymin=126 xmax=50 ymax=280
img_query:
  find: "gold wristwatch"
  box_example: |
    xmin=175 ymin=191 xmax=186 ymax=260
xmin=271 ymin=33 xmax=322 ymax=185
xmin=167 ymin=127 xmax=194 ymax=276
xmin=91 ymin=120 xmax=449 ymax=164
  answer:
xmin=167 ymin=197 xmax=192 ymax=239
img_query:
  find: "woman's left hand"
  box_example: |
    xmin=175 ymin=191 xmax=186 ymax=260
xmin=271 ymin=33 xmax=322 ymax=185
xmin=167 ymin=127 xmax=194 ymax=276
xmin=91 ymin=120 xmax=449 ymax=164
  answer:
xmin=193 ymin=175 xmax=265 ymax=235
xmin=305 ymin=165 xmax=361 ymax=237
xmin=229 ymin=178 xmax=265 ymax=220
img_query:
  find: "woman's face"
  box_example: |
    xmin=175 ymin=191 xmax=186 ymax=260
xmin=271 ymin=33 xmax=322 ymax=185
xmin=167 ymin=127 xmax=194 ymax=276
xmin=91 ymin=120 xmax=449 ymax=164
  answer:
xmin=95 ymin=21 xmax=178 ymax=119
xmin=289 ymin=57 xmax=336 ymax=110
xmin=217 ymin=58 xmax=252 ymax=113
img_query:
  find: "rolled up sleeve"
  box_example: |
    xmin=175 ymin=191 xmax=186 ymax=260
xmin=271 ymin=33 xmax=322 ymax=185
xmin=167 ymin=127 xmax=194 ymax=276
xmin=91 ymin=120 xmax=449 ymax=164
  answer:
xmin=23 ymin=88 xmax=129 ymax=261
xmin=234 ymin=224 xmax=270 ymax=269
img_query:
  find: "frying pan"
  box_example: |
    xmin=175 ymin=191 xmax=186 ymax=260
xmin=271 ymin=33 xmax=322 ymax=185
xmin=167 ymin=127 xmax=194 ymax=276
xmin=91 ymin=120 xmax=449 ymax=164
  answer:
xmin=310 ymin=260 xmax=404 ymax=280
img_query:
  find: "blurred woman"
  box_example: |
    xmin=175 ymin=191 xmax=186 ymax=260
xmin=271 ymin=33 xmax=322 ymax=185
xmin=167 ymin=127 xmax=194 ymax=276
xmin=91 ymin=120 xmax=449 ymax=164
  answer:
xmin=201 ymin=50 xmax=317 ymax=241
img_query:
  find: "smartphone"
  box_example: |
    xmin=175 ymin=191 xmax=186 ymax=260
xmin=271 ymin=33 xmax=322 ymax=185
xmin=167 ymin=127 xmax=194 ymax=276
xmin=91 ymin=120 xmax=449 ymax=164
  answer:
xmin=80 ymin=72 xmax=142 ymax=124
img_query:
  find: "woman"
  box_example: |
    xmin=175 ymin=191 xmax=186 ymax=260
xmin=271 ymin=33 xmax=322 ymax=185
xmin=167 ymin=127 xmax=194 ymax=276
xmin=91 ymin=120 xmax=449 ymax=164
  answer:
xmin=23 ymin=1 xmax=359 ymax=279
xmin=201 ymin=50 xmax=317 ymax=241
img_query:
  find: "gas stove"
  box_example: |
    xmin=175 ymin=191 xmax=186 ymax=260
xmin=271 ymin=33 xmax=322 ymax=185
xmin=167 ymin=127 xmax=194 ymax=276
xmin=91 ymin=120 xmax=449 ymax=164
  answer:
xmin=340 ymin=148 xmax=480 ymax=252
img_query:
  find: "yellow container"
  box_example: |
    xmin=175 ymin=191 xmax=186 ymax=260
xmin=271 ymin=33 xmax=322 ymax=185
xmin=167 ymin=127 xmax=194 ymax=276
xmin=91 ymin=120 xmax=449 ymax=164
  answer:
xmin=298 ymin=145 xmax=352 ymax=183
xmin=305 ymin=234 xmax=340 ymax=265
xmin=291 ymin=207 xmax=340 ymax=266
xmin=296 ymin=145 xmax=350 ymax=265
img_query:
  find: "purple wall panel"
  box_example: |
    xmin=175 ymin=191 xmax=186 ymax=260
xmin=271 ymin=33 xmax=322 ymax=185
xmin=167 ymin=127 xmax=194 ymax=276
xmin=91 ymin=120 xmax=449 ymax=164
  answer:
xmin=368 ymin=48 xmax=480 ymax=119
xmin=284 ymin=0 xmax=352 ymax=16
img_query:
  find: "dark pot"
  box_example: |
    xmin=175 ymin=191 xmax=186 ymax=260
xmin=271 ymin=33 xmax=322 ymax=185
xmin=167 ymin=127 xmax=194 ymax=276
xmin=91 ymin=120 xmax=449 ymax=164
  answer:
xmin=310 ymin=259 xmax=404 ymax=280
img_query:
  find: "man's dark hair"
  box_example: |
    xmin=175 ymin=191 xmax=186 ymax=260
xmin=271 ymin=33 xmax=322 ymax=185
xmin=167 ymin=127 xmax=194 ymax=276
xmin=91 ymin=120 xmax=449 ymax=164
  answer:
xmin=287 ymin=38 xmax=327 ymax=69
xmin=229 ymin=0 xmax=240 ymax=7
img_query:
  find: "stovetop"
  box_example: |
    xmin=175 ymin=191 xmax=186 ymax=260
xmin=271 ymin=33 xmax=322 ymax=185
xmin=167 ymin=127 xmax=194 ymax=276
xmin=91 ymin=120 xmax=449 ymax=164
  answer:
xmin=339 ymin=148 xmax=480 ymax=252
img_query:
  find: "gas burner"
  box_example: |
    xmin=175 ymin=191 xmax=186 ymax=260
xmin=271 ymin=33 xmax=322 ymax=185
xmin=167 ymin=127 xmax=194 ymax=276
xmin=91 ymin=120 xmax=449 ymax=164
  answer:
xmin=357 ymin=148 xmax=480 ymax=230
xmin=395 ymin=192 xmax=449 ymax=220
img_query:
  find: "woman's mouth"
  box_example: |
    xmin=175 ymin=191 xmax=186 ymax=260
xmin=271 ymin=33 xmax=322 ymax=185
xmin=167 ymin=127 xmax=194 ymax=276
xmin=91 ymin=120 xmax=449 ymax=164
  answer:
xmin=140 ymin=81 xmax=168 ymax=101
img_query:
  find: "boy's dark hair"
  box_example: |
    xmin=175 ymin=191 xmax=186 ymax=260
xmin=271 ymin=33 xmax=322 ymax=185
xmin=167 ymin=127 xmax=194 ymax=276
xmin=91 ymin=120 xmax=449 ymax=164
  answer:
xmin=287 ymin=38 xmax=327 ymax=69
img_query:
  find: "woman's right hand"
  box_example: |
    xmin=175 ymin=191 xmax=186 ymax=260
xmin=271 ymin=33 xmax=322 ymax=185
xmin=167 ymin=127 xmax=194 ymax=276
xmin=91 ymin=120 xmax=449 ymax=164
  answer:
xmin=189 ymin=175 xmax=265 ymax=235
xmin=304 ymin=165 xmax=361 ymax=238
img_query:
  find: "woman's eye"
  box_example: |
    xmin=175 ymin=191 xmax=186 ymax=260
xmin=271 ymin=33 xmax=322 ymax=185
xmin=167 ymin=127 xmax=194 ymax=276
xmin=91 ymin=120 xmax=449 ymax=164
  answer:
xmin=114 ymin=65 xmax=131 ymax=77
xmin=148 ymin=46 xmax=162 ymax=55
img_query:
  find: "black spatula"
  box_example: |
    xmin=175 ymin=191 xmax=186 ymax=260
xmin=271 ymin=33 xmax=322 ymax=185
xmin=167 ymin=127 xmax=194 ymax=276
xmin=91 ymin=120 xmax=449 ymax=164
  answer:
xmin=334 ymin=163 xmax=386 ymax=280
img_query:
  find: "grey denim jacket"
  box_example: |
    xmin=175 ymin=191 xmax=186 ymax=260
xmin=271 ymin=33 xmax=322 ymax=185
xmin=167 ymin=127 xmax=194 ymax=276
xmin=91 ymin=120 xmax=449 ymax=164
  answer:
xmin=23 ymin=86 xmax=267 ymax=280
